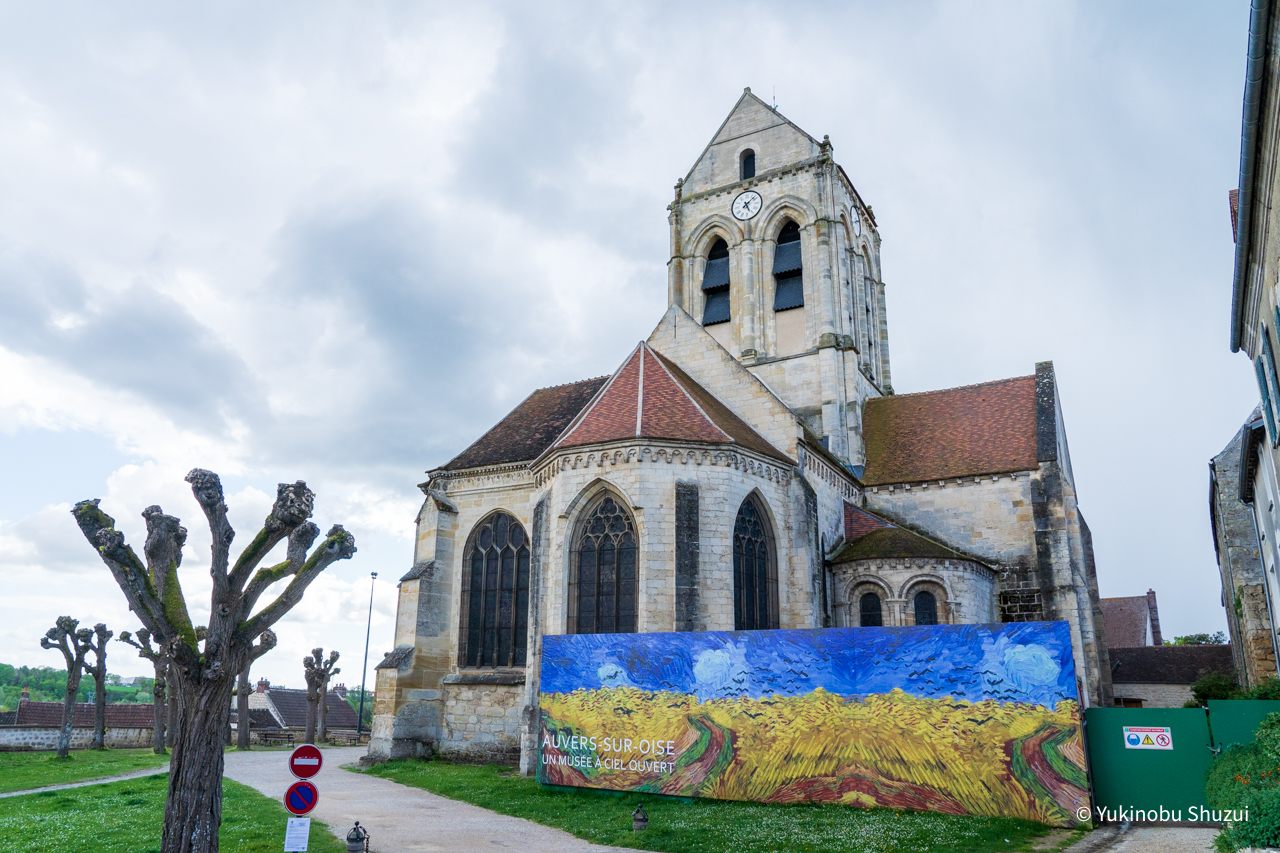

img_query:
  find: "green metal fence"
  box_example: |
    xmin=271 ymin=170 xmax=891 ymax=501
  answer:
xmin=1085 ymin=707 xmax=1215 ymax=815
xmin=1206 ymin=700 xmax=1280 ymax=750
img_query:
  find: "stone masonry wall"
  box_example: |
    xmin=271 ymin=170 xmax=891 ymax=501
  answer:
xmin=1111 ymin=682 xmax=1194 ymax=709
xmin=0 ymin=726 xmax=152 ymax=751
xmin=439 ymin=682 xmax=523 ymax=762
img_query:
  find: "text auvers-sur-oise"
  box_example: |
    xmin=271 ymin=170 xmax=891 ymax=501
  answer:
xmin=540 ymin=731 xmax=677 ymax=773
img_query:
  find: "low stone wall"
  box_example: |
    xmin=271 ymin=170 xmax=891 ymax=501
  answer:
xmin=1112 ymin=681 xmax=1194 ymax=709
xmin=439 ymin=680 xmax=523 ymax=763
xmin=0 ymin=725 xmax=153 ymax=751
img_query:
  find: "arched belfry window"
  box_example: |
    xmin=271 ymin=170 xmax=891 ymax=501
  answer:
xmin=733 ymin=496 xmax=778 ymax=630
xmin=740 ymin=149 xmax=756 ymax=180
xmin=569 ymin=494 xmax=638 ymax=634
xmin=773 ymin=220 xmax=804 ymax=311
xmin=913 ymin=590 xmax=939 ymax=626
xmin=459 ymin=512 xmax=530 ymax=668
xmin=701 ymin=238 xmax=731 ymax=326
xmin=859 ymin=592 xmax=883 ymax=627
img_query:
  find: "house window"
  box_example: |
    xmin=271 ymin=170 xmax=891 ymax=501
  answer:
xmin=733 ymin=496 xmax=778 ymax=630
xmin=701 ymin=238 xmax=731 ymax=326
xmin=740 ymin=149 xmax=756 ymax=180
xmin=459 ymin=512 xmax=530 ymax=668
xmin=1266 ymin=325 xmax=1280 ymax=446
xmin=913 ymin=590 xmax=938 ymax=626
xmin=859 ymin=592 xmax=883 ymax=627
xmin=1256 ymin=357 xmax=1277 ymax=443
xmin=1114 ymin=697 xmax=1144 ymax=708
xmin=570 ymin=495 xmax=638 ymax=634
xmin=773 ymin=220 xmax=804 ymax=311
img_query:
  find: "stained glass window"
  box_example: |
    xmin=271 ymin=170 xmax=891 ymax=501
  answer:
xmin=859 ymin=592 xmax=883 ymax=627
xmin=571 ymin=495 xmax=638 ymax=633
xmin=733 ymin=497 xmax=778 ymax=630
xmin=913 ymin=590 xmax=938 ymax=626
xmin=460 ymin=512 xmax=530 ymax=667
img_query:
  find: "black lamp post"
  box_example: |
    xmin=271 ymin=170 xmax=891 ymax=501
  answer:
xmin=356 ymin=571 xmax=377 ymax=736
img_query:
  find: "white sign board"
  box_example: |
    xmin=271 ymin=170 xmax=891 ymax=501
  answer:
xmin=1123 ymin=725 xmax=1173 ymax=750
xmin=284 ymin=817 xmax=311 ymax=852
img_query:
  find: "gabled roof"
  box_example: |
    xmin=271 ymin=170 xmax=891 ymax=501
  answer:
xmin=682 ymin=88 xmax=819 ymax=186
xmin=12 ymin=701 xmax=155 ymax=728
xmin=440 ymin=376 xmax=608 ymax=471
xmin=262 ymin=688 xmax=358 ymax=730
xmin=862 ymin=375 xmax=1040 ymax=486
xmin=1110 ymin=645 xmax=1235 ymax=685
xmin=551 ymin=342 xmax=791 ymax=464
xmin=830 ymin=504 xmax=989 ymax=564
xmin=1100 ymin=595 xmax=1158 ymax=649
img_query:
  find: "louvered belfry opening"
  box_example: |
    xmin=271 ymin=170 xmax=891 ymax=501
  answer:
xmin=570 ymin=494 xmax=638 ymax=634
xmin=459 ymin=512 xmax=530 ymax=668
xmin=733 ymin=495 xmax=778 ymax=630
xmin=701 ymin=238 xmax=731 ymax=326
xmin=773 ymin=220 xmax=804 ymax=311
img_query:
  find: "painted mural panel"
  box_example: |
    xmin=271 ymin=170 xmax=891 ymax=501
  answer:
xmin=538 ymin=622 xmax=1089 ymax=827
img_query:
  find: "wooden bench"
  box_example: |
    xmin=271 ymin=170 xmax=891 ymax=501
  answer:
xmin=326 ymin=731 xmax=363 ymax=746
xmin=257 ymin=730 xmax=296 ymax=747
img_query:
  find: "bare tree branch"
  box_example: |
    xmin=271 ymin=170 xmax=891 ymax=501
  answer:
xmin=185 ymin=469 xmax=234 ymax=600
xmin=249 ymin=629 xmax=278 ymax=662
xmin=72 ymin=502 xmax=171 ymax=638
xmin=242 ymin=525 xmax=356 ymax=639
xmin=241 ymin=522 xmax=320 ymax=614
xmin=227 ymin=480 xmax=315 ymax=592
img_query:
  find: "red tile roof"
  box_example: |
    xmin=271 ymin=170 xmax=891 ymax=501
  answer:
xmin=553 ymin=343 xmax=790 ymax=463
xmin=442 ymin=376 xmax=608 ymax=471
xmin=13 ymin=701 xmax=155 ymax=728
xmin=861 ymin=376 xmax=1039 ymax=486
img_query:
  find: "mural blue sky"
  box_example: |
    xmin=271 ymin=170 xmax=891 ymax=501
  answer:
xmin=542 ymin=623 xmax=1080 ymax=709
xmin=0 ymin=2 xmax=1259 ymax=684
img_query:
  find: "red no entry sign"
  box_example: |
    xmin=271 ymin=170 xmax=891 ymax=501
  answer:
xmin=289 ymin=743 xmax=323 ymax=779
xmin=284 ymin=780 xmax=319 ymax=816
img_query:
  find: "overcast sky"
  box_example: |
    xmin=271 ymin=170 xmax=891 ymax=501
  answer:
xmin=0 ymin=2 xmax=1257 ymax=688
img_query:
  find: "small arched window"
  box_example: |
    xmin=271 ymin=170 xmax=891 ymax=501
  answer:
xmin=459 ymin=512 xmax=530 ymax=668
xmin=570 ymin=494 xmax=638 ymax=634
xmin=913 ymin=590 xmax=939 ymax=626
xmin=733 ymin=496 xmax=778 ymax=630
xmin=773 ymin=220 xmax=804 ymax=311
xmin=701 ymin=238 xmax=731 ymax=326
xmin=740 ymin=149 xmax=756 ymax=180
xmin=859 ymin=592 xmax=883 ymax=627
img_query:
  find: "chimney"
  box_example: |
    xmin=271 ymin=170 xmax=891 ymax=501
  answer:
xmin=256 ymin=678 xmax=270 ymax=694
xmin=332 ymin=683 xmax=348 ymax=700
xmin=1146 ymin=589 xmax=1163 ymax=646
xmin=19 ymin=686 xmax=29 ymax=703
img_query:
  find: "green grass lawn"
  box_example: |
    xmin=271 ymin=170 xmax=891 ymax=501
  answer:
xmin=0 ymin=748 xmax=169 ymax=794
xmin=357 ymin=759 xmax=1077 ymax=853
xmin=0 ymin=774 xmax=344 ymax=853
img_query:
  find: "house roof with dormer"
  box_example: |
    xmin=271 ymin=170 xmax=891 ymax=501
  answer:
xmin=549 ymin=342 xmax=791 ymax=464
xmin=862 ymin=375 xmax=1040 ymax=486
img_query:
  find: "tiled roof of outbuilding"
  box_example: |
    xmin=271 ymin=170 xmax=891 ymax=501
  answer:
xmin=831 ymin=504 xmax=989 ymax=565
xmin=862 ymin=376 xmax=1040 ymax=486
xmin=13 ymin=701 xmax=155 ymax=727
xmin=440 ymin=376 xmax=608 ymax=471
xmin=263 ymin=688 xmax=359 ymax=730
xmin=1110 ymin=645 xmax=1235 ymax=685
xmin=552 ymin=343 xmax=791 ymax=464
xmin=1101 ymin=596 xmax=1153 ymax=649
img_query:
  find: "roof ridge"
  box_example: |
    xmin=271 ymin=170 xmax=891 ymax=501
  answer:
xmin=550 ymin=342 xmax=644 ymax=450
xmin=536 ymin=375 xmax=611 ymax=391
xmin=870 ymin=373 xmax=1035 ymax=401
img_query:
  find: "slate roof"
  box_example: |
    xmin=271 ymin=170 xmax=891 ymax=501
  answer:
xmin=230 ymin=708 xmax=282 ymax=730
xmin=861 ymin=376 xmax=1039 ymax=486
xmin=11 ymin=701 xmax=155 ymax=727
xmin=441 ymin=376 xmax=608 ymax=471
xmin=552 ymin=343 xmax=791 ymax=463
xmin=1110 ymin=645 xmax=1235 ymax=685
xmin=829 ymin=504 xmax=989 ymax=564
xmin=1101 ymin=596 xmax=1154 ymax=648
xmin=0 ymin=711 xmax=16 ymax=726
xmin=263 ymin=688 xmax=358 ymax=730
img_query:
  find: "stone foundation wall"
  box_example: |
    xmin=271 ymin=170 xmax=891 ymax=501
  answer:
xmin=439 ymin=682 xmax=522 ymax=763
xmin=0 ymin=725 xmax=153 ymax=751
xmin=1111 ymin=682 xmax=1194 ymax=709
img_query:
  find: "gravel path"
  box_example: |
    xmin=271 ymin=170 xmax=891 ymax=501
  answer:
xmin=1093 ymin=826 xmax=1220 ymax=852
xmin=222 ymin=747 xmax=631 ymax=853
xmin=0 ymin=764 xmax=169 ymax=799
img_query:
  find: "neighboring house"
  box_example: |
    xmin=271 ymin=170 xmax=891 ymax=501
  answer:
xmin=0 ymin=694 xmax=157 ymax=750
xmin=229 ymin=708 xmax=281 ymax=732
xmin=1100 ymin=590 xmax=1163 ymax=649
xmin=245 ymin=679 xmax=358 ymax=731
xmin=1110 ymin=646 xmax=1236 ymax=708
xmin=373 ymin=91 xmax=1111 ymax=768
xmin=1211 ymin=414 xmax=1279 ymax=687
xmin=4 ymin=699 xmax=155 ymax=727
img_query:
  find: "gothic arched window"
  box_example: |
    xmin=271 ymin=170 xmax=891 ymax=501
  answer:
xmin=859 ymin=592 xmax=883 ymax=627
xmin=701 ymin=238 xmax=731 ymax=326
xmin=569 ymin=494 xmax=638 ymax=634
xmin=459 ymin=512 xmax=530 ymax=668
xmin=740 ymin=149 xmax=756 ymax=180
xmin=913 ymin=590 xmax=939 ymax=626
xmin=733 ymin=496 xmax=778 ymax=630
xmin=773 ymin=220 xmax=804 ymax=311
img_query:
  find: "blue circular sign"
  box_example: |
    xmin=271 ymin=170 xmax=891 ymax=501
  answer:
xmin=1126 ymin=733 xmax=1140 ymax=746
xmin=284 ymin=780 xmax=319 ymax=816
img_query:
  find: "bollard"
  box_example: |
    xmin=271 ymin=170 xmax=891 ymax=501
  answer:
xmin=345 ymin=821 xmax=370 ymax=852
xmin=632 ymin=804 xmax=648 ymax=832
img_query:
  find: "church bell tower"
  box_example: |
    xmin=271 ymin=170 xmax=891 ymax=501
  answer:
xmin=667 ymin=88 xmax=892 ymax=466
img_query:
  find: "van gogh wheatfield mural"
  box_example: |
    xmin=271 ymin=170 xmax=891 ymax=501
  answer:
xmin=538 ymin=622 xmax=1089 ymax=827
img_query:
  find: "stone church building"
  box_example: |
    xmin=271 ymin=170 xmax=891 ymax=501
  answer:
xmin=370 ymin=91 xmax=1111 ymax=767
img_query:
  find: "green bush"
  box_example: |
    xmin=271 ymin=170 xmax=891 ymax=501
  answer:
xmin=1191 ymin=671 xmax=1243 ymax=707
xmin=1247 ymin=678 xmax=1280 ymax=700
xmin=1259 ymin=713 xmax=1280 ymax=764
xmin=1220 ymin=786 xmax=1280 ymax=850
xmin=1207 ymin=744 xmax=1280 ymax=811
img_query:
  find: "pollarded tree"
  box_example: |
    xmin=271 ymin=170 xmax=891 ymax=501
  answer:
xmin=72 ymin=470 xmax=356 ymax=853
xmin=235 ymin=667 xmax=251 ymax=750
xmin=40 ymin=616 xmax=93 ymax=759
xmin=83 ymin=623 xmax=113 ymax=750
xmin=302 ymin=648 xmax=339 ymax=743
xmin=119 ymin=629 xmax=168 ymax=755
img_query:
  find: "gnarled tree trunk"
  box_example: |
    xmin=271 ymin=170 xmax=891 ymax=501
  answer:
xmin=85 ymin=623 xmax=113 ymax=749
xmin=41 ymin=617 xmax=92 ymax=759
xmin=120 ymin=628 xmax=168 ymax=755
xmin=236 ymin=668 xmax=251 ymax=750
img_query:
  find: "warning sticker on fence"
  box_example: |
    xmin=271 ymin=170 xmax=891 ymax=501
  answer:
xmin=1123 ymin=725 xmax=1173 ymax=750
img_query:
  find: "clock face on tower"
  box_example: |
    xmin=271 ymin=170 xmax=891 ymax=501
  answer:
xmin=731 ymin=190 xmax=762 ymax=221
